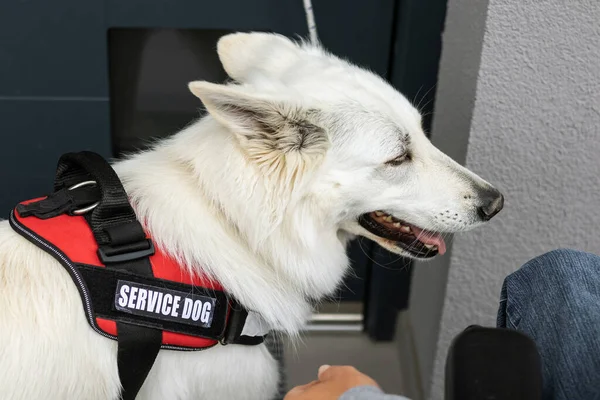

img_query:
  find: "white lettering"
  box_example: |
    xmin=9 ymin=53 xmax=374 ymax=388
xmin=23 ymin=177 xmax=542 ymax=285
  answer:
xmin=127 ymin=287 xmax=138 ymax=308
xmin=155 ymin=292 xmax=164 ymax=314
xmin=200 ymin=302 xmax=212 ymax=324
xmin=191 ymin=300 xmax=202 ymax=321
xmin=161 ymin=294 xmax=173 ymax=315
xmin=171 ymin=295 xmax=181 ymax=317
xmin=115 ymin=281 xmax=215 ymax=327
xmin=136 ymin=288 xmax=147 ymax=310
xmin=118 ymin=285 xmax=130 ymax=307
xmin=147 ymin=291 xmax=158 ymax=312
xmin=182 ymin=298 xmax=193 ymax=319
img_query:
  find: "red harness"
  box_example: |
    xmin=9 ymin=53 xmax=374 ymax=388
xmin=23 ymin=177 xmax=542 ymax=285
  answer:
xmin=13 ymin=198 xmax=221 ymax=350
xmin=11 ymin=151 xmax=264 ymax=400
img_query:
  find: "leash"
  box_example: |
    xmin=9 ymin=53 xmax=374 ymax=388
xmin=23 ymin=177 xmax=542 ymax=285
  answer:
xmin=302 ymin=0 xmax=319 ymax=44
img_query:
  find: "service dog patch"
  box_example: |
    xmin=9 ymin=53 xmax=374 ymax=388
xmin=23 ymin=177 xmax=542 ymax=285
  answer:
xmin=115 ymin=280 xmax=216 ymax=328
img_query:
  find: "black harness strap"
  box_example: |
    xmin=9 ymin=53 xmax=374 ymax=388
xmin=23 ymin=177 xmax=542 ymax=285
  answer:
xmin=16 ymin=183 xmax=100 ymax=219
xmin=53 ymin=151 xmax=160 ymax=400
xmin=15 ymin=151 xmax=268 ymax=399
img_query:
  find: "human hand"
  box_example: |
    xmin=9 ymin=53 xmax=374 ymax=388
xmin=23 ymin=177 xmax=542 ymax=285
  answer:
xmin=284 ymin=365 xmax=380 ymax=400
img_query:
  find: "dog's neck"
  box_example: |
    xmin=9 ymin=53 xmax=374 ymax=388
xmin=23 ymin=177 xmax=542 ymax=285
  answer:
xmin=113 ymin=117 xmax=350 ymax=334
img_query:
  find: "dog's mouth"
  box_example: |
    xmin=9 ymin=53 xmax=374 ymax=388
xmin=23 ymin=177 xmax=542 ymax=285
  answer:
xmin=358 ymin=211 xmax=447 ymax=259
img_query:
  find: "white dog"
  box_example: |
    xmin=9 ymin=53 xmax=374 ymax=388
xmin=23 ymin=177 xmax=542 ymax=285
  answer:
xmin=0 ymin=32 xmax=503 ymax=399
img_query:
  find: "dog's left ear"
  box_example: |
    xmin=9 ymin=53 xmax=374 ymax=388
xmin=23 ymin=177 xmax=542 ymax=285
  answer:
xmin=216 ymin=32 xmax=303 ymax=83
xmin=189 ymin=81 xmax=329 ymax=171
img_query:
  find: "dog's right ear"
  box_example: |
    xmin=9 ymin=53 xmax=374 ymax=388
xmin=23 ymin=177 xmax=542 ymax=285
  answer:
xmin=216 ymin=32 xmax=303 ymax=83
xmin=189 ymin=81 xmax=329 ymax=178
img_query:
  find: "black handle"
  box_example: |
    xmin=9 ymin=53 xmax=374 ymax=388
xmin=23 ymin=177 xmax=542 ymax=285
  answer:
xmin=445 ymin=325 xmax=543 ymax=400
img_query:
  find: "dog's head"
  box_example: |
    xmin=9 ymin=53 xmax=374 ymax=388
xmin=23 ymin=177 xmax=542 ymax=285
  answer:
xmin=188 ymin=32 xmax=503 ymax=260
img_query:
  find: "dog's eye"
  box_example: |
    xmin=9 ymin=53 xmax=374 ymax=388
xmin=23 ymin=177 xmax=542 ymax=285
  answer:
xmin=386 ymin=151 xmax=411 ymax=166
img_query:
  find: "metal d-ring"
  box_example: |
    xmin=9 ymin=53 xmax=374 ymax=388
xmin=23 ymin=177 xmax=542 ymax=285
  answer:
xmin=69 ymin=180 xmax=100 ymax=215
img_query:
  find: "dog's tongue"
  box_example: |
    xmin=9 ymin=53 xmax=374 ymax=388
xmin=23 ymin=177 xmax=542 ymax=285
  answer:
xmin=410 ymin=226 xmax=447 ymax=255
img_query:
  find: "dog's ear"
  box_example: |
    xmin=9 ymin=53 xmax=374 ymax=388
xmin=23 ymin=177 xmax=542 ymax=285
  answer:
xmin=189 ymin=81 xmax=329 ymax=170
xmin=216 ymin=32 xmax=302 ymax=82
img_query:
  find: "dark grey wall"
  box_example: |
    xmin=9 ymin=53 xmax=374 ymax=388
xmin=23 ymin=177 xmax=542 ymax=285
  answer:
xmin=0 ymin=0 xmax=396 ymax=213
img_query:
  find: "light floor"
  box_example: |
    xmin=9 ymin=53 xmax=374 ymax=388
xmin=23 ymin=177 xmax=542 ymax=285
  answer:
xmin=284 ymin=332 xmax=406 ymax=395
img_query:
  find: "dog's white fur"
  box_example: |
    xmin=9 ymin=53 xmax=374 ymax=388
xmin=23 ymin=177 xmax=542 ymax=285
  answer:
xmin=0 ymin=33 xmax=500 ymax=399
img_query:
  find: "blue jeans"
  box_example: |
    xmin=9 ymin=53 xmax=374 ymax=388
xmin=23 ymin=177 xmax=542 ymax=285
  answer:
xmin=497 ymin=249 xmax=600 ymax=400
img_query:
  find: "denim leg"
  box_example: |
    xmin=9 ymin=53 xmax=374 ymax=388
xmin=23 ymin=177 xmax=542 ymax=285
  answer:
xmin=497 ymin=249 xmax=600 ymax=400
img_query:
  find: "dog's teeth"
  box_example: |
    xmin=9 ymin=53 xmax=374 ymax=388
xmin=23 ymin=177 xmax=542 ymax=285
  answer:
xmin=423 ymin=244 xmax=438 ymax=251
xmin=400 ymin=225 xmax=411 ymax=233
xmin=393 ymin=222 xmax=401 ymax=227
xmin=384 ymin=216 xmax=393 ymax=222
xmin=375 ymin=211 xmax=384 ymax=217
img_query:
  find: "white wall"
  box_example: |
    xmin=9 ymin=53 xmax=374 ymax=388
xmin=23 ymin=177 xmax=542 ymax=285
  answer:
xmin=406 ymin=0 xmax=600 ymax=398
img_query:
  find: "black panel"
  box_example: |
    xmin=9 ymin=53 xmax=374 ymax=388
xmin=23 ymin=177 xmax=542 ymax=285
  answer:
xmin=106 ymin=0 xmax=395 ymax=78
xmin=390 ymin=0 xmax=449 ymax=133
xmin=106 ymin=0 xmax=306 ymax=35
xmin=78 ymin=265 xmax=229 ymax=339
xmin=0 ymin=0 xmax=108 ymax=97
xmin=0 ymin=100 xmax=111 ymax=214
xmin=108 ymin=28 xmax=231 ymax=155
xmin=364 ymin=245 xmax=413 ymax=341
xmin=312 ymin=0 xmax=396 ymax=77
xmin=337 ymin=238 xmax=373 ymax=301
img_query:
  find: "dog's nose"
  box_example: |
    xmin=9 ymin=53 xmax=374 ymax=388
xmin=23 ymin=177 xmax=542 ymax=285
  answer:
xmin=477 ymin=189 xmax=504 ymax=221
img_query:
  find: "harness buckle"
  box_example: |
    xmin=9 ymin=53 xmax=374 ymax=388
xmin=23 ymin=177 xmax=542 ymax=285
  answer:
xmin=98 ymin=239 xmax=155 ymax=264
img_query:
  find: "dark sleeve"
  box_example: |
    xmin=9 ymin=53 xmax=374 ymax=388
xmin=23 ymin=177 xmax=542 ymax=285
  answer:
xmin=338 ymin=386 xmax=411 ymax=400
